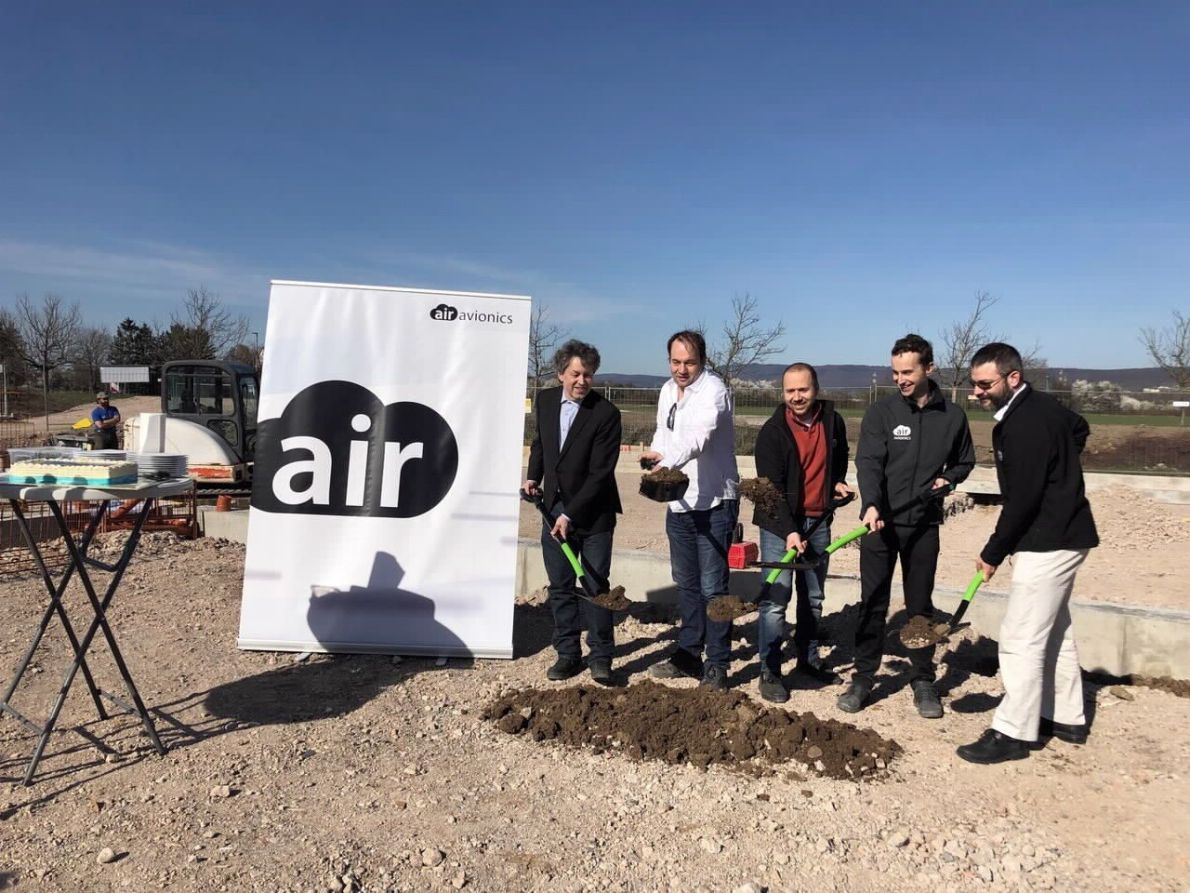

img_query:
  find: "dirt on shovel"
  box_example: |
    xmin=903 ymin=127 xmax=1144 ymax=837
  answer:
xmin=898 ymin=614 xmax=951 ymax=649
xmin=590 ymin=586 xmax=631 ymax=611
xmin=484 ymin=680 xmax=901 ymax=780
xmin=738 ymin=476 xmax=783 ymax=516
xmin=706 ymin=594 xmax=756 ymax=623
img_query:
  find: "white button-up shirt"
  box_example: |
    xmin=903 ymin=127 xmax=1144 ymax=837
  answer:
xmin=649 ymin=370 xmax=739 ymax=512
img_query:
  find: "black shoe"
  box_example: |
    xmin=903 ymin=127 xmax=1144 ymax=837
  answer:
xmin=546 ymin=656 xmax=584 ymax=681
xmin=588 ymin=658 xmax=614 ymax=686
xmin=956 ymin=728 xmax=1030 ymax=764
xmin=649 ymin=650 xmax=703 ymax=680
xmin=911 ymin=680 xmax=943 ymax=719
xmin=836 ymin=680 xmax=872 ymax=714
xmin=700 ymin=664 xmax=729 ymax=692
xmin=1039 ymin=717 xmax=1088 ymax=744
xmin=793 ymin=662 xmax=842 ymax=685
xmin=758 ymin=669 xmax=789 ymax=703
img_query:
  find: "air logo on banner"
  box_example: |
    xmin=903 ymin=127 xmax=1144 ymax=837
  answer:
xmin=251 ymin=380 xmax=458 ymax=518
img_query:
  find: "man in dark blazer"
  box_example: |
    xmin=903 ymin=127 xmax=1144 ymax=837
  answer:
xmin=958 ymin=342 xmax=1099 ymax=763
xmin=524 ymin=339 xmax=623 ymax=684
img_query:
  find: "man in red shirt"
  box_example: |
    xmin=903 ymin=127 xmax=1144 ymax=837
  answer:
xmin=750 ymin=363 xmax=850 ymax=702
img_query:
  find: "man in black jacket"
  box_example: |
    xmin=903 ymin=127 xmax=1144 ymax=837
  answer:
xmin=525 ymin=340 xmax=623 ymax=684
xmin=752 ymin=363 xmax=851 ymax=702
xmin=957 ymin=342 xmax=1099 ymax=764
xmin=839 ymin=334 xmax=975 ymax=718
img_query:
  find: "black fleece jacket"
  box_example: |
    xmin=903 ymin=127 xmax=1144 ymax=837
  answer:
xmin=980 ymin=385 xmax=1099 ymax=566
xmin=751 ymin=400 xmax=849 ymax=538
xmin=855 ymin=382 xmax=975 ymax=527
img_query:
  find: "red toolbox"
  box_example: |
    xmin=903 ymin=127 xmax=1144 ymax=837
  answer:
xmin=727 ymin=541 xmax=758 ymax=569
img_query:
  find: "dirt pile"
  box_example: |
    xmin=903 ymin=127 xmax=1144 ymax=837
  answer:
xmin=898 ymin=614 xmax=949 ymax=648
xmin=738 ymin=477 xmax=783 ymax=516
xmin=1083 ymin=671 xmax=1190 ymax=699
xmin=706 ymin=594 xmax=756 ymax=622
xmin=484 ymin=680 xmax=901 ymax=779
xmin=639 ymin=467 xmax=689 ymax=502
xmin=590 ymin=586 xmax=631 ymax=611
xmin=89 ymin=530 xmax=191 ymax=561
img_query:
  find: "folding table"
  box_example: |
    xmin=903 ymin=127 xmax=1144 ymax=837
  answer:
xmin=0 ymin=477 xmax=194 ymax=785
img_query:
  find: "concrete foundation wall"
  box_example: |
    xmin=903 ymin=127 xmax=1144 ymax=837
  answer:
xmin=196 ymin=500 xmax=1189 ymax=679
xmin=516 ymin=539 xmax=1190 ymax=680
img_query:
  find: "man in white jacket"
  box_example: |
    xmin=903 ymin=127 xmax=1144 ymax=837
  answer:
xmin=641 ymin=330 xmax=740 ymax=690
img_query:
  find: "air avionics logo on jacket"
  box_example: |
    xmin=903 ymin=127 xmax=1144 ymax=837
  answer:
xmin=251 ymin=380 xmax=459 ymax=518
xmin=893 ymin=424 xmax=912 ymax=441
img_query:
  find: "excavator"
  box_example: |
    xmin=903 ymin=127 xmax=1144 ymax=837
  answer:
xmin=121 ymin=360 xmax=259 ymax=495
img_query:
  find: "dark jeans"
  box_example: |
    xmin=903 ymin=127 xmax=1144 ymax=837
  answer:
xmin=666 ymin=500 xmax=738 ymax=670
xmin=541 ymin=508 xmax=614 ymax=662
xmin=853 ymin=523 xmax=940 ymax=685
xmin=89 ymin=428 xmax=118 ymax=450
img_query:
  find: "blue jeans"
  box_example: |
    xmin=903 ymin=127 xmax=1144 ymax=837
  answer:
xmin=758 ymin=517 xmax=832 ymax=673
xmin=666 ymin=500 xmax=739 ymax=669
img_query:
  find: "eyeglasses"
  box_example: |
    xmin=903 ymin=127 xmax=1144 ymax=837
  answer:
xmin=968 ymin=374 xmax=1006 ymax=390
xmin=666 ymin=403 xmax=677 ymax=430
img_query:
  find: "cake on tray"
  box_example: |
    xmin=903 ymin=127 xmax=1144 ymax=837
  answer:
xmin=3 ymin=458 xmax=139 ymax=486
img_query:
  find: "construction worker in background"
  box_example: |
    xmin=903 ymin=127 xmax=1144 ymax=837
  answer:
xmin=89 ymin=392 xmax=121 ymax=450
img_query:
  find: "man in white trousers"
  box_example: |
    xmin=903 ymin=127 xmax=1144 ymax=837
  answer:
xmin=958 ymin=342 xmax=1099 ymax=764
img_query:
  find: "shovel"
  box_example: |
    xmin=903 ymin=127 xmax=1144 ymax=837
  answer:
xmin=898 ymin=570 xmax=985 ymax=648
xmin=707 ymin=492 xmax=856 ymax=620
xmin=520 ymin=489 xmax=630 ymax=611
xmin=940 ymin=570 xmax=985 ymax=637
xmin=709 ymin=483 xmax=953 ymax=619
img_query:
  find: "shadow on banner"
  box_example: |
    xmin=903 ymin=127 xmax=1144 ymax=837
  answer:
xmin=305 ymin=551 xmax=471 ymax=657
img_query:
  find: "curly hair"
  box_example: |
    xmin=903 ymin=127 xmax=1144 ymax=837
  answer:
xmin=553 ymin=339 xmax=602 ymax=375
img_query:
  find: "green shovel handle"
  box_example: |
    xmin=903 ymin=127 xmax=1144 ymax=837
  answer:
xmin=962 ymin=571 xmax=984 ymax=601
xmin=764 ymin=547 xmax=800 ymax=585
xmin=824 ymin=524 xmax=871 ymax=555
xmin=558 ymin=540 xmax=586 ymax=582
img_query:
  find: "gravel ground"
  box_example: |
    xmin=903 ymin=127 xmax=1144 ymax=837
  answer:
xmin=1 ymin=533 xmax=1187 ymax=892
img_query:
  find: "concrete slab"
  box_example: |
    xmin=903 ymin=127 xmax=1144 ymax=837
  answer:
xmin=197 ymin=505 xmax=249 ymax=543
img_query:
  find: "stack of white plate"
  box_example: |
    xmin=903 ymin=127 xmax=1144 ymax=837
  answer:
xmin=90 ymin=450 xmax=127 ymax=460
xmin=131 ymin=452 xmax=188 ymax=481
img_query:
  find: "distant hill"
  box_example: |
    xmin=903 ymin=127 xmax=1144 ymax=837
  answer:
xmin=600 ymin=365 xmax=1176 ymax=390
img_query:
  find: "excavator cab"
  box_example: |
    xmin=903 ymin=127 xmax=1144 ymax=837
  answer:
xmin=162 ymin=361 xmax=259 ymax=478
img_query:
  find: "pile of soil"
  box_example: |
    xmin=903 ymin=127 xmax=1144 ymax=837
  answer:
xmin=639 ymin=467 xmax=690 ymax=503
xmin=1083 ymin=671 xmax=1190 ymax=699
xmin=590 ymin=585 xmax=631 ymax=611
xmin=1136 ymin=675 xmax=1190 ymax=698
xmin=738 ymin=476 xmax=783 ymax=516
xmin=706 ymin=594 xmax=757 ymax=622
xmin=898 ymin=614 xmax=949 ymax=649
xmin=483 ymin=680 xmax=901 ymax=779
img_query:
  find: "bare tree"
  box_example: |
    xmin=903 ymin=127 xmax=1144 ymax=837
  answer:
xmin=702 ymin=294 xmax=785 ymax=392
xmin=226 ymin=341 xmax=264 ymax=374
xmin=1139 ymin=310 xmax=1190 ymax=388
xmin=939 ymin=291 xmax=1004 ymax=401
xmin=173 ymin=286 xmax=250 ymax=359
xmin=74 ymin=326 xmax=113 ymax=392
xmin=15 ymin=293 xmax=82 ymax=430
xmin=527 ymin=304 xmax=568 ymax=388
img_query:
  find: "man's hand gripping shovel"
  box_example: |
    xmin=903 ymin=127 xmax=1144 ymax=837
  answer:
xmin=520 ymin=489 xmax=631 ymax=611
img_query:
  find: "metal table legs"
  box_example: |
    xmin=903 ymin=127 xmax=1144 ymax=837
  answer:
xmin=1 ymin=497 xmax=166 ymax=785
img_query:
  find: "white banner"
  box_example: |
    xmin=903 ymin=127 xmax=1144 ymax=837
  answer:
xmin=238 ymin=281 xmax=530 ymax=658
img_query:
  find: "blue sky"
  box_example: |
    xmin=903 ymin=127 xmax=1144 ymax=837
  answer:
xmin=2 ymin=2 xmax=1187 ymax=373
